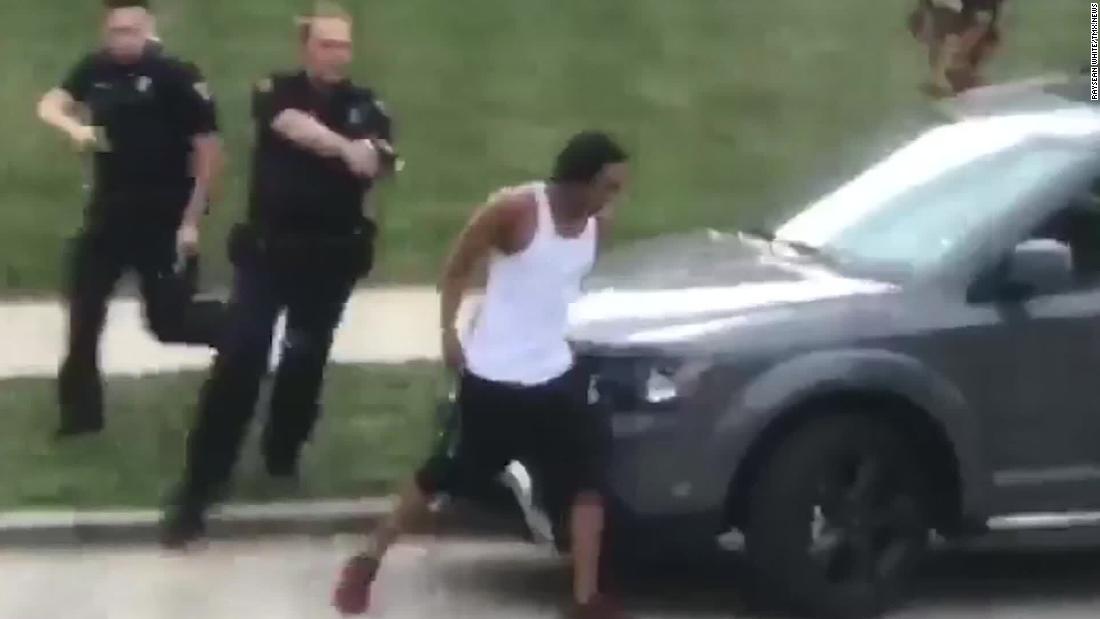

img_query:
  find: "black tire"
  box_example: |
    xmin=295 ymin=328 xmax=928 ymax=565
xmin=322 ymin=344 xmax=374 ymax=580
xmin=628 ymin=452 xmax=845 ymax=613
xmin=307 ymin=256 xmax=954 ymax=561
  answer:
xmin=745 ymin=414 xmax=932 ymax=619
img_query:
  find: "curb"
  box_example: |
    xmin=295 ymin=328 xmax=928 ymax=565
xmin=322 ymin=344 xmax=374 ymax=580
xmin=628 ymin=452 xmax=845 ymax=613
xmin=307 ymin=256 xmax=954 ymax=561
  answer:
xmin=0 ymin=498 xmax=532 ymax=549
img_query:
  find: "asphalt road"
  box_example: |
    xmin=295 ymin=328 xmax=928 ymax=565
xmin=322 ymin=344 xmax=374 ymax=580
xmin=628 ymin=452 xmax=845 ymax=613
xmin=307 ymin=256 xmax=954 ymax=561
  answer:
xmin=3 ymin=535 xmax=1100 ymax=619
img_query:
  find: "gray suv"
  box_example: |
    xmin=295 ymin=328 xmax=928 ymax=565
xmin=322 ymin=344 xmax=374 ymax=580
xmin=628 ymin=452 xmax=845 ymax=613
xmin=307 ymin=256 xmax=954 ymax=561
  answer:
xmin=562 ymin=76 xmax=1100 ymax=618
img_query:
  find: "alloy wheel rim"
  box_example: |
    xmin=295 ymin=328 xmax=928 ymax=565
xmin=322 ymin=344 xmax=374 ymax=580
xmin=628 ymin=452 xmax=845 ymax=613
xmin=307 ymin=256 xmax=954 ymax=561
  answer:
xmin=808 ymin=448 xmax=924 ymax=586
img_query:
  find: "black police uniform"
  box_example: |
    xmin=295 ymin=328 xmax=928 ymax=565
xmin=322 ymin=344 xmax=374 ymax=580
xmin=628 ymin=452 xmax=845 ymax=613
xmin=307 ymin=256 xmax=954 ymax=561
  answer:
xmin=55 ymin=47 xmax=225 ymax=436
xmin=168 ymin=71 xmax=394 ymax=525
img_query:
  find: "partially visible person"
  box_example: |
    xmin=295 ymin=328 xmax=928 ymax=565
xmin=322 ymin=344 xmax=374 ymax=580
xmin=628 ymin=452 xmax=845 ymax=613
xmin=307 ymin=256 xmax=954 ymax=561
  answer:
xmin=332 ymin=131 xmax=631 ymax=619
xmin=160 ymin=3 xmax=399 ymax=546
xmin=147 ymin=14 xmax=162 ymax=53
xmin=910 ymin=0 xmax=1005 ymax=97
xmin=36 ymin=0 xmax=225 ymax=438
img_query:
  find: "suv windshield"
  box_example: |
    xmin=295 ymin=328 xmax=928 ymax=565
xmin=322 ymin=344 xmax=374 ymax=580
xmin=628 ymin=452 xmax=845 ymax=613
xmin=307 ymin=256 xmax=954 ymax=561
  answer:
xmin=776 ymin=133 xmax=1091 ymax=277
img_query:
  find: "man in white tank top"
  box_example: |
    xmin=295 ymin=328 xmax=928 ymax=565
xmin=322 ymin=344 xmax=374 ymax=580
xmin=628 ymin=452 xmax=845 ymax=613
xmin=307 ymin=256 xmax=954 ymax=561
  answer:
xmin=334 ymin=131 xmax=631 ymax=618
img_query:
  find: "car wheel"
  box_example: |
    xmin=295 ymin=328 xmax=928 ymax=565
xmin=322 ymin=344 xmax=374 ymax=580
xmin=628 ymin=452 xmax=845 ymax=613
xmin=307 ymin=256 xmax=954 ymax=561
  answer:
xmin=745 ymin=414 xmax=931 ymax=619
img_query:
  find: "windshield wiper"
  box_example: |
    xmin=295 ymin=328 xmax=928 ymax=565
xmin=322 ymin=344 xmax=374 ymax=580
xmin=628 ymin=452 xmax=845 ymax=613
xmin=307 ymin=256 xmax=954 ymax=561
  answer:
xmin=741 ymin=227 xmax=826 ymax=259
xmin=742 ymin=227 xmax=777 ymax=244
xmin=780 ymin=239 xmax=826 ymax=257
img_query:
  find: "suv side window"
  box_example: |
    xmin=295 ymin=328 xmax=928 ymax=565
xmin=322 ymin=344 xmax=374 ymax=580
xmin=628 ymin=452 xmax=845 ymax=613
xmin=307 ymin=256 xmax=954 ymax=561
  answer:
xmin=1023 ymin=178 xmax=1100 ymax=288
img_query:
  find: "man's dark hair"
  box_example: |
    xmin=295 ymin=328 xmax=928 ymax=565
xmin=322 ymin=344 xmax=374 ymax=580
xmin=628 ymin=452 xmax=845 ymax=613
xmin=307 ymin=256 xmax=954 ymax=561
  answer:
xmin=104 ymin=0 xmax=150 ymax=9
xmin=550 ymin=131 xmax=628 ymax=184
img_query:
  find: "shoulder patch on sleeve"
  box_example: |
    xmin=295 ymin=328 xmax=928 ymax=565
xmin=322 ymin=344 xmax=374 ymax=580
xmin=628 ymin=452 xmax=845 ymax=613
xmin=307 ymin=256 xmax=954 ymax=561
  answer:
xmin=359 ymin=87 xmax=390 ymax=118
xmin=256 ymin=77 xmax=273 ymax=93
xmin=162 ymin=57 xmax=199 ymax=79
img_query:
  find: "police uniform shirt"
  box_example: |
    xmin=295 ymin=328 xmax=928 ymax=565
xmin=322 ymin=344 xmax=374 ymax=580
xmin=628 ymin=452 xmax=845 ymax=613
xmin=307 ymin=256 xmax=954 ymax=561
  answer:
xmin=249 ymin=71 xmax=393 ymax=235
xmin=59 ymin=49 xmax=219 ymax=214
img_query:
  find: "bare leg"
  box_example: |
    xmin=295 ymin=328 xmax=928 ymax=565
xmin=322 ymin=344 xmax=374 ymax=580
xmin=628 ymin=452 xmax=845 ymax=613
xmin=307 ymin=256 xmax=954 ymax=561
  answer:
xmin=570 ymin=491 xmax=606 ymax=605
xmin=930 ymin=34 xmax=959 ymax=94
xmin=951 ymin=25 xmax=996 ymax=90
xmin=333 ymin=479 xmax=437 ymax=614
xmin=363 ymin=479 xmax=434 ymax=559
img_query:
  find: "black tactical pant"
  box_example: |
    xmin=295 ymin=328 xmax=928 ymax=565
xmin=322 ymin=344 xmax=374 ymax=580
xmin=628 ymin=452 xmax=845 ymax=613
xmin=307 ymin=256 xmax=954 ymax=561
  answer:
xmin=175 ymin=224 xmax=371 ymax=508
xmin=58 ymin=224 xmax=225 ymax=432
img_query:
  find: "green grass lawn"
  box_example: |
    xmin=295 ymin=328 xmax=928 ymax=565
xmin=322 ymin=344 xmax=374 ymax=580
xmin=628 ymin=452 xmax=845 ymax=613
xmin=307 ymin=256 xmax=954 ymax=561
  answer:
xmin=0 ymin=363 xmax=448 ymax=510
xmin=0 ymin=0 xmax=1081 ymax=294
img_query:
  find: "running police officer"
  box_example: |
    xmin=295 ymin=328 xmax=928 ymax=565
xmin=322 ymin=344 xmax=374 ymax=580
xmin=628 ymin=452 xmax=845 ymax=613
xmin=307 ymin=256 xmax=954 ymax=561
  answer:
xmin=36 ymin=0 xmax=225 ymax=438
xmin=161 ymin=3 xmax=398 ymax=545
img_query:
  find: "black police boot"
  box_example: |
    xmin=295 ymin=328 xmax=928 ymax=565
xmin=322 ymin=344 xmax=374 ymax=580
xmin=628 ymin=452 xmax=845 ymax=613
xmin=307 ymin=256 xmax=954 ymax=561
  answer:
xmin=159 ymin=481 xmax=225 ymax=549
xmin=159 ymin=500 xmax=207 ymax=549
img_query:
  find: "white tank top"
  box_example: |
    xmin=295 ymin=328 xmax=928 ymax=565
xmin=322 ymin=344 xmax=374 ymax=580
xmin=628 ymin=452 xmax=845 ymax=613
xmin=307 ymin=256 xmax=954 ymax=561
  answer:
xmin=463 ymin=181 xmax=598 ymax=386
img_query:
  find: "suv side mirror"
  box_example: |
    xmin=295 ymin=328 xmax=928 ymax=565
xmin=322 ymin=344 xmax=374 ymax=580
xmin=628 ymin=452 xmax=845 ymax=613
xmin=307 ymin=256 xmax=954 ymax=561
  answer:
xmin=999 ymin=239 xmax=1074 ymax=301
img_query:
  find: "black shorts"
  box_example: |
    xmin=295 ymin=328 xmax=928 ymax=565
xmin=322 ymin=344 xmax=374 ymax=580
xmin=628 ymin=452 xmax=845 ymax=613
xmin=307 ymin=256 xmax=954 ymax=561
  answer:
xmin=416 ymin=367 xmax=610 ymax=513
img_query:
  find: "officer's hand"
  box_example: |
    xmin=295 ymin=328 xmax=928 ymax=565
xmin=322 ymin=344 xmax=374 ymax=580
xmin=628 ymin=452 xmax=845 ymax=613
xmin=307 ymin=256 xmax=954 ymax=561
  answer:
xmin=175 ymin=223 xmax=200 ymax=267
xmin=341 ymin=139 xmax=380 ymax=179
xmin=442 ymin=328 xmax=466 ymax=373
xmin=68 ymin=125 xmax=101 ymax=152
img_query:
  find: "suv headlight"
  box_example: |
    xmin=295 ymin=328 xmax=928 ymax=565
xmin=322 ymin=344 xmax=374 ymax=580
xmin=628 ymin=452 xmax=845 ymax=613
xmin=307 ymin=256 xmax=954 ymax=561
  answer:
xmin=644 ymin=365 xmax=680 ymax=405
xmin=587 ymin=357 xmax=707 ymax=411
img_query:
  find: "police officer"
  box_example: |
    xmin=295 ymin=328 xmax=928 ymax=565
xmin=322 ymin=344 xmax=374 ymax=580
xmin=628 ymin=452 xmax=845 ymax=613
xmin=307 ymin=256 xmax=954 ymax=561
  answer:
xmin=161 ymin=3 xmax=398 ymax=545
xmin=36 ymin=0 xmax=225 ymax=438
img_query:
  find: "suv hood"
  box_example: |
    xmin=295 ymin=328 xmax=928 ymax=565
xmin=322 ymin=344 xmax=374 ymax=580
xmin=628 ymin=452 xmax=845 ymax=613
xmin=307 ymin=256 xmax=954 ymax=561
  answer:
xmin=568 ymin=230 xmax=898 ymax=349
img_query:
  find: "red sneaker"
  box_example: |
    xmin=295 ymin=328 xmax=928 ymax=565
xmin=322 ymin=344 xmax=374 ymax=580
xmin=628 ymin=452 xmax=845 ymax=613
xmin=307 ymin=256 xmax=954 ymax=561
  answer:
xmin=333 ymin=554 xmax=380 ymax=616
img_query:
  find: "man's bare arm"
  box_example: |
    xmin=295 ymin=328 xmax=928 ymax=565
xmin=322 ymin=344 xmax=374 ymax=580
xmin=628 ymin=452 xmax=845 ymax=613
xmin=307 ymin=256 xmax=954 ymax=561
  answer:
xmin=438 ymin=199 xmax=514 ymax=333
xmin=931 ymin=34 xmax=959 ymax=86
xmin=36 ymin=88 xmax=96 ymax=147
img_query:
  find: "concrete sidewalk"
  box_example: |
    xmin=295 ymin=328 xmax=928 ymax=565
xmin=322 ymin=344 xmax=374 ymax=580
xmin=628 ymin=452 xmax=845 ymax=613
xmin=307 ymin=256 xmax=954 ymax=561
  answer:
xmin=0 ymin=286 xmax=450 ymax=379
xmin=0 ymin=497 xmax=531 ymax=549
xmin=0 ymin=499 xmax=390 ymax=548
xmin=0 ymin=538 xmax=580 ymax=619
